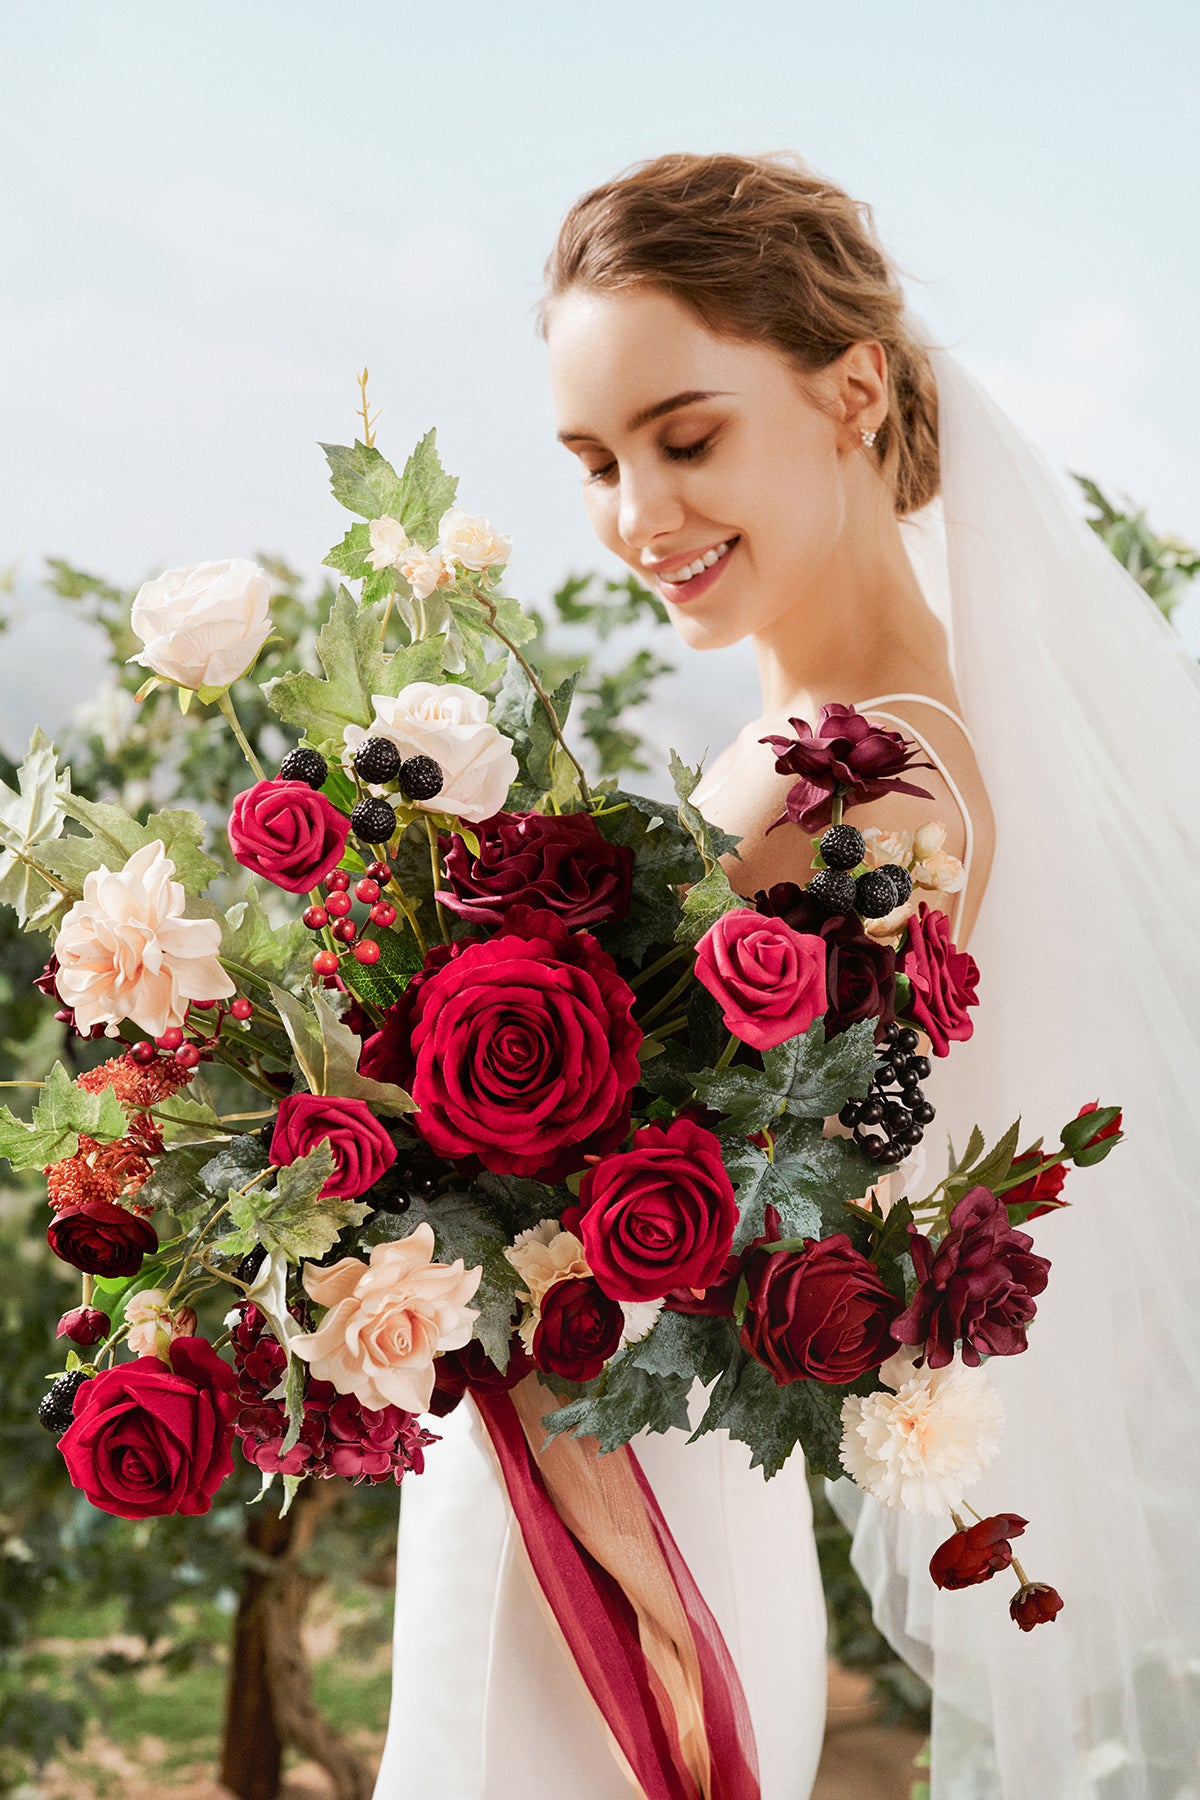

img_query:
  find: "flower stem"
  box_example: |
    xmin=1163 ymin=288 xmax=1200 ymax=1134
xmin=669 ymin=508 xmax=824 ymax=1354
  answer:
xmin=424 ymin=815 xmax=452 ymax=946
xmin=630 ymin=944 xmax=692 ymax=991
xmin=831 ymin=792 xmax=845 ymax=828
xmin=217 ymin=689 xmax=266 ymax=781
xmin=639 ymin=966 xmax=695 ymax=1029
xmin=466 ymin=580 xmax=592 ymax=806
xmin=714 ymin=1033 xmax=740 ymax=1071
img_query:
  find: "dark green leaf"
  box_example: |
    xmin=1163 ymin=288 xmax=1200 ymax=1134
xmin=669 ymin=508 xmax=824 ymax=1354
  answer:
xmin=629 ymin=1311 xmax=737 ymax=1386
xmin=669 ymin=751 xmax=742 ymax=868
xmin=691 ymin=1347 xmax=845 ymax=1479
xmin=541 ymin=1350 xmax=692 ymax=1452
xmin=728 ymin=1116 xmax=870 ymax=1252
xmin=339 ymin=923 xmax=422 ymax=1011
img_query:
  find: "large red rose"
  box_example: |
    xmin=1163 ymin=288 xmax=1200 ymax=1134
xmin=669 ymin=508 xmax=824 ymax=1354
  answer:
xmin=228 ymin=778 xmax=349 ymax=893
xmin=398 ymin=907 xmax=642 ymax=1182
xmin=269 ymin=1093 xmax=397 ymax=1199
xmin=575 ymin=1117 xmax=738 ymax=1303
xmin=532 ymin=1277 xmax=624 ymax=1382
xmin=438 ymin=810 xmax=633 ymax=929
xmin=59 ymin=1336 xmax=236 ymax=1519
xmin=694 ymin=908 xmax=827 ymax=1051
xmin=761 ymin=703 xmax=935 ymax=834
xmin=891 ymin=1184 xmax=1051 ymax=1369
xmin=740 ymin=1230 xmax=902 ymax=1384
xmin=46 ymin=1200 xmax=158 ymax=1277
xmin=929 ymin=1513 xmax=1027 ymax=1591
xmin=899 ymin=901 xmax=980 ymax=1057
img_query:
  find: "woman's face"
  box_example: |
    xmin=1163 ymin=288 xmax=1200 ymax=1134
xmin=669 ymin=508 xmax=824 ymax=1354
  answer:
xmin=546 ymin=285 xmax=866 ymax=651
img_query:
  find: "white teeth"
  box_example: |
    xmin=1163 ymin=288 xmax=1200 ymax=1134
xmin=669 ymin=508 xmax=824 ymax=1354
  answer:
xmin=660 ymin=540 xmax=732 ymax=584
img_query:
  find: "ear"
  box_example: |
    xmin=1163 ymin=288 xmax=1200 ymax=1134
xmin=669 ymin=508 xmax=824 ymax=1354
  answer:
xmin=834 ymin=340 xmax=888 ymax=437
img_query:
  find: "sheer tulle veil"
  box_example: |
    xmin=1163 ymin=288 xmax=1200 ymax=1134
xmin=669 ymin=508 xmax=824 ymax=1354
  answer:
xmin=827 ymin=318 xmax=1200 ymax=1797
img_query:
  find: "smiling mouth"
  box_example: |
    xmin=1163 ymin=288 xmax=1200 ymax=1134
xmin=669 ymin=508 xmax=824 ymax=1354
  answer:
xmin=655 ymin=538 xmax=737 ymax=585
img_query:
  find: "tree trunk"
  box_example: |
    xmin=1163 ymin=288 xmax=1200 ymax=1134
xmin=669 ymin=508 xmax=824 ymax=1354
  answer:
xmin=220 ymin=1499 xmax=292 ymax=1800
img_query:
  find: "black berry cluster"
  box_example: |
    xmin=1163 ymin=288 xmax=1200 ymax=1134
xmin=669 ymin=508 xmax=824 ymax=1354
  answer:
xmin=808 ymin=825 xmax=915 ymax=920
xmin=38 ymin=1370 xmax=89 ymax=1434
xmin=353 ymin=737 xmax=402 ymax=784
xmin=839 ymin=1022 xmax=935 ymax=1166
xmin=371 ymin=1138 xmax=445 ymax=1215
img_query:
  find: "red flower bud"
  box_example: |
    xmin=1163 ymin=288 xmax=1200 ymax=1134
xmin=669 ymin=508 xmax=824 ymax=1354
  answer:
xmin=56 ymin=1305 xmax=112 ymax=1346
xmin=1010 ymin=1582 xmax=1065 ymax=1631
xmin=929 ymin=1513 xmax=1027 ymax=1590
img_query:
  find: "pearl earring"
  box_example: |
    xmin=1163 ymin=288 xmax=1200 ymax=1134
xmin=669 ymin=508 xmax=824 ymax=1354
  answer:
xmin=860 ymin=428 xmax=878 ymax=448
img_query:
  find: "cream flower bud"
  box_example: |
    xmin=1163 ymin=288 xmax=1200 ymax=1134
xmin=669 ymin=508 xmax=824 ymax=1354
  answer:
xmin=129 ymin=559 xmax=273 ymax=693
xmin=912 ymin=821 xmax=948 ymax=861
xmin=860 ymin=826 xmax=914 ymax=871
xmin=367 ymin=515 xmax=412 ymax=572
xmin=913 ymin=849 xmax=966 ymax=894
xmin=397 ymin=545 xmax=457 ymax=601
xmin=437 ymin=506 xmax=513 ymax=573
xmin=342 ymin=682 xmax=518 ymax=823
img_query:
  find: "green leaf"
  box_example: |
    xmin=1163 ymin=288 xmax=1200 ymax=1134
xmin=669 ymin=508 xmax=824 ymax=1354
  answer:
xmin=869 ymin=1193 xmax=916 ymax=1302
xmin=592 ymin=788 xmax=703 ymax=964
xmin=629 ymin=1311 xmax=738 ymax=1387
xmin=198 ymin=1135 xmax=270 ymax=1196
xmin=321 ymin=432 xmax=458 ymax=548
xmin=138 ymin=1141 xmax=232 ymax=1233
xmin=965 ymin=1117 xmax=1023 ymax=1195
xmin=219 ymin=1144 xmax=370 ymax=1261
xmin=1060 ymin=1104 xmax=1122 ymax=1157
xmin=491 ymin=654 xmax=578 ymax=793
xmin=674 ymin=861 xmax=743 ymax=946
xmin=280 ymin=1355 xmax=308 ymax=1457
xmin=692 ymin=1349 xmax=845 ymax=1480
xmin=770 ymin=1018 xmax=878 ymax=1121
xmin=0 ymin=1062 xmax=128 ymax=1172
xmin=444 ymin=585 xmax=539 ymax=683
xmin=0 ymin=726 xmax=72 ymax=931
xmin=222 ymin=887 xmax=313 ymax=991
xmin=339 ymin=924 xmax=422 ymax=1011
xmin=149 ymin=1093 xmax=227 ymax=1143
xmin=324 ymin=519 xmax=373 ymax=580
xmin=269 ymin=984 xmax=413 ymax=1117
xmin=669 ymin=751 xmax=742 ymax=869
xmin=541 ymin=1350 xmax=692 ymax=1453
xmin=1072 ymin=1133 xmax=1122 ymax=1167
xmin=727 ymin=1116 xmax=870 ymax=1253
xmin=41 ymin=796 xmax=221 ymax=896
xmin=691 ymin=1064 xmax=782 ymax=1136
xmin=372 ymin=1187 xmax=517 ymax=1368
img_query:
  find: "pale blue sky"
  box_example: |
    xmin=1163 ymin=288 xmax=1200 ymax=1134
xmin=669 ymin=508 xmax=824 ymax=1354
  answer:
xmin=2 ymin=0 xmax=1197 ymax=767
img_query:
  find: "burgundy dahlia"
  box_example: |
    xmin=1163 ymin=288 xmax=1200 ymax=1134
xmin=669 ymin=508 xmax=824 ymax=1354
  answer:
xmin=891 ymin=1184 xmax=1052 ymax=1369
xmin=438 ymin=810 xmax=633 ymax=929
xmin=760 ymin=703 xmax=935 ymax=835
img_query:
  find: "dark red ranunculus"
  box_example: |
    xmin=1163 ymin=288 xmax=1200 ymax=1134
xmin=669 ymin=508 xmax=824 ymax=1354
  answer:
xmin=532 ymin=1277 xmax=624 ymax=1382
xmin=228 ymin=777 xmax=349 ymax=894
xmin=56 ymin=1305 xmax=111 ymax=1346
xmin=270 ymin=1093 xmax=397 ymax=1199
xmin=892 ymin=1184 xmax=1052 ymax=1369
xmin=929 ymin=1513 xmax=1028 ymax=1590
xmin=438 ymin=810 xmax=634 ymax=929
xmin=58 ymin=1336 xmax=236 ymax=1519
xmin=46 ymin=1201 xmax=158 ymax=1277
xmin=760 ymin=703 xmax=935 ymax=835
xmin=898 ymin=901 xmax=979 ymax=1057
xmin=740 ymin=1230 xmax=903 ymax=1384
xmin=428 ymin=1336 xmax=534 ymax=1418
xmin=1003 ymin=1151 xmax=1069 ymax=1220
xmin=1010 ymin=1583 xmax=1064 ymax=1631
xmin=756 ymin=884 xmax=896 ymax=1040
xmin=574 ymin=1117 xmax=738 ymax=1303
xmin=399 ymin=906 xmax=642 ymax=1182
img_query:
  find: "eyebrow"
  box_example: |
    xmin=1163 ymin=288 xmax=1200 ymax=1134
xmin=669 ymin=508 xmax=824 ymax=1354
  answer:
xmin=556 ymin=389 xmax=733 ymax=446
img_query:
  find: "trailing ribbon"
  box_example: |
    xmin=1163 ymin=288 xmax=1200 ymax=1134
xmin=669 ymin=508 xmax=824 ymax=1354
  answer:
xmin=472 ymin=1375 xmax=761 ymax=1800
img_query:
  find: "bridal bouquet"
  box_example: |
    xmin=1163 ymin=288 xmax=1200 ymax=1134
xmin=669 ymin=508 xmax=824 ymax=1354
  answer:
xmin=0 ymin=422 xmax=1122 ymax=1643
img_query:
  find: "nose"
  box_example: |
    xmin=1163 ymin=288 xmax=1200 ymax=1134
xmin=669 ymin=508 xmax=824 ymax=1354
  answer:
xmin=616 ymin=463 xmax=686 ymax=553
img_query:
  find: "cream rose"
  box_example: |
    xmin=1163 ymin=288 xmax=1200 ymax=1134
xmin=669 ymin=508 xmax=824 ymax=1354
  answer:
xmin=437 ymin=506 xmax=512 ymax=574
xmin=860 ymin=826 xmax=914 ymax=872
xmin=838 ymin=1349 xmax=1005 ymax=1514
xmin=343 ymin=682 xmax=518 ymax=822
xmin=367 ymin=515 xmax=412 ymax=572
xmin=397 ymin=545 xmax=457 ymax=601
xmin=129 ymin=559 xmax=273 ymax=693
xmin=291 ymin=1224 xmax=481 ymax=1414
xmin=53 ymin=840 xmax=233 ymax=1038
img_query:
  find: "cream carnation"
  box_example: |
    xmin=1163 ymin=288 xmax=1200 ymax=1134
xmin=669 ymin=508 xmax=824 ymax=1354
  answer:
xmin=838 ymin=1349 xmax=1005 ymax=1514
xmin=53 ymin=840 xmax=233 ymax=1037
xmin=291 ymin=1224 xmax=481 ymax=1414
xmin=398 ymin=544 xmax=457 ymax=601
xmin=342 ymin=682 xmax=518 ymax=822
xmin=129 ymin=558 xmax=273 ymax=692
xmin=437 ymin=506 xmax=512 ymax=573
xmin=367 ymin=515 xmax=412 ymax=572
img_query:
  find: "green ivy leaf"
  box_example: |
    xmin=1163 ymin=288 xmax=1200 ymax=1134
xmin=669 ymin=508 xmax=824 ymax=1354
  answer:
xmin=769 ymin=1018 xmax=878 ymax=1121
xmin=0 ymin=1063 xmax=128 ymax=1172
xmin=138 ymin=1141 xmax=234 ymax=1233
xmin=324 ymin=519 xmax=373 ymax=580
xmin=727 ymin=1116 xmax=870 ymax=1253
xmin=148 ymin=1093 xmax=227 ymax=1144
xmin=269 ymin=985 xmax=413 ymax=1118
xmin=222 ymin=887 xmax=313 ymax=992
xmin=591 ymin=789 xmax=702 ymax=964
xmin=320 ymin=432 xmax=458 ymax=548
xmin=541 ymin=1349 xmax=692 ymax=1453
xmin=674 ymin=861 xmax=744 ymax=946
xmin=491 ymin=654 xmax=578 ymax=793
xmin=339 ymin=924 xmax=422 ymax=1011
xmin=0 ymin=726 xmax=72 ymax=931
xmin=219 ymin=1144 xmax=370 ymax=1261
xmin=669 ymin=751 xmax=742 ymax=869
xmin=41 ymin=796 xmax=221 ymax=896
xmin=629 ymin=1311 xmax=737 ymax=1387
xmin=691 ymin=1347 xmax=845 ymax=1479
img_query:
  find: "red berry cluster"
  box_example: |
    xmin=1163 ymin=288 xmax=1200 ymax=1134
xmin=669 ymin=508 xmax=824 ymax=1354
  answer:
xmin=304 ymin=861 xmax=397 ymax=976
xmin=121 ymin=994 xmax=255 ymax=1074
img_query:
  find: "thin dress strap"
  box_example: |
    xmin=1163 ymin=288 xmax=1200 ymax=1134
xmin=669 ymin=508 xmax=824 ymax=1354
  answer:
xmin=854 ymin=693 xmax=975 ymax=929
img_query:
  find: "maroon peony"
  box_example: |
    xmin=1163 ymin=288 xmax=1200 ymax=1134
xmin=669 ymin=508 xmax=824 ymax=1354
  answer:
xmin=269 ymin=1093 xmax=397 ymax=1199
xmin=58 ymin=1336 xmax=236 ymax=1519
xmin=898 ymin=901 xmax=979 ymax=1057
xmin=740 ymin=1230 xmax=903 ymax=1384
xmin=761 ymin=703 xmax=935 ymax=835
xmin=1010 ymin=1583 xmax=1065 ymax=1631
xmin=756 ymin=884 xmax=896 ymax=1040
xmin=532 ymin=1277 xmax=624 ymax=1382
xmin=227 ymin=777 xmax=350 ymax=894
xmin=892 ymin=1184 xmax=1052 ymax=1369
xmin=438 ymin=810 xmax=634 ymax=929
xmin=428 ymin=1335 xmax=534 ymax=1418
xmin=396 ymin=906 xmax=642 ymax=1182
xmin=1003 ymin=1151 xmax=1069 ymax=1220
xmin=47 ymin=1200 xmax=158 ymax=1277
xmin=929 ymin=1513 xmax=1028 ymax=1590
xmin=56 ymin=1305 xmax=112 ymax=1346
xmin=574 ymin=1117 xmax=738 ymax=1303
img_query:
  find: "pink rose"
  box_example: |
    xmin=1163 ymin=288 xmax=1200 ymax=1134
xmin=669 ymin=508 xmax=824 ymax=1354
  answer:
xmin=898 ymin=901 xmax=980 ymax=1057
xmin=228 ymin=778 xmax=349 ymax=894
xmin=270 ymin=1093 xmax=397 ymax=1198
xmin=694 ymin=908 xmax=827 ymax=1050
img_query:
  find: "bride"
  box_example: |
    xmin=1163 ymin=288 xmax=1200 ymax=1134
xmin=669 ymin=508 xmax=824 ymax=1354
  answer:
xmin=374 ymin=152 xmax=1200 ymax=1799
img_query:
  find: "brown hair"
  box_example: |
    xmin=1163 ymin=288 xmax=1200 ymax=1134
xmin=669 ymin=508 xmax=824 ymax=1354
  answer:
xmin=539 ymin=151 xmax=941 ymax=517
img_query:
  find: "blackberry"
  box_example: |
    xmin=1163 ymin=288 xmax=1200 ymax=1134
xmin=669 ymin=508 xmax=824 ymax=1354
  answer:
xmin=279 ymin=747 xmax=328 ymax=789
xmin=807 ymin=868 xmax=857 ymax=915
xmin=880 ymin=863 xmax=913 ymax=905
xmin=855 ymin=869 xmax=900 ymax=919
xmin=350 ymin=797 xmax=398 ymax=844
xmin=353 ymin=737 xmax=402 ymax=785
xmin=818 ymin=824 xmax=865 ymax=871
xmin=39 ymin=1370 xmax=89 ymax=1435
xmin=398 ymin=755 xmax=444 ymax=802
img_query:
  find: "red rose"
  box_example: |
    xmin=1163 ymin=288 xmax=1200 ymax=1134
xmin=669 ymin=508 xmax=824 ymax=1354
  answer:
xmin=575 ymin=1118 xmax=738 ymax=1303
xmin=740 ymin=1231 xmax=903 ymax=1384
xmin=1003 ymin=1151 xmax=1069 ymax=1220
xmin=929 ymin=1513 xmax=1027 ymax=1590
xmin=270 ymin=1093 xmax=397 ymax=1199
xmin=429 ymin=1335 xmax=534 ymax=1418
xmin=59 ymin=1336 xmax=236 ymax=1519
xmin=761 ymin=703 xmax=935 ymax=835
xmin=228 ymin=778 xmax=349 ymax=894
xmin=402 ymin=907 xmax=642 ymax=1182
xmin=898 ymin=901 xmax=980 ymax=1057
xmin=694 ymin=909 xmax=827 ymax=1051
xmin=755 ymin=884 xmax=896 ymax=1041
xmin=46 ymin=1200 xmax=158 ymax=1277
xmin=438 ymin=810 xmax=634 ymax=929
xmin=56 ymin=1305 xmax=111 ymax=1346
xmin=532 ymin=1277 xmax=624 ymax=1382
xmin=892 ymin=1185 xmax=1051 ymax=1369
xmin=1010 ymin=1583 xmax=1064 ymax=1631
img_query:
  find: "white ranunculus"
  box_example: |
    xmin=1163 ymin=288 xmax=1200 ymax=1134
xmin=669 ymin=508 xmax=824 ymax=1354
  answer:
xmin=53 ymin=840 xmax=233 ymax=1037
xmin=129 ymin=559 xmax=273 ymax=693
xmin=397 ymin=545 xmax=457 ymax=601
xmin=838 ymin=1349 xmax=1005 ymax=1515
xmin=437 ymin=506 xmax=513 ymax=574
xmin=343 ymin=682 xmax=518 ymax=823
xmin=367 ymin=515 xmax=412 ymax=572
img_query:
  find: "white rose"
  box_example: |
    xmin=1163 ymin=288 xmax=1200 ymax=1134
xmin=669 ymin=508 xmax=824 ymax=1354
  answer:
xmin=397 ymin=545 xmax=457 ymax=601
xmin=838 ymin=1350 xmax=1005 ymax=1515
xmin=860 ymin=826 xmax=914 ymax=871
xmin=343 ymin=682 xmax=518 ymax=823
xmin=367 ymin=515 xmax=412 ymax=572
xmin=437 ymin=506 xmax=513 ymax=574
xmin=129 ymin=559 xmax=273 ymax=693
xmin=53 ymin=840 xmax=233 ymax=1037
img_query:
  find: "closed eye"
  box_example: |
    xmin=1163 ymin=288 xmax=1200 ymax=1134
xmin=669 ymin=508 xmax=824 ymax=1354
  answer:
xmin=584 ymin=438 xmax=714 ymax=485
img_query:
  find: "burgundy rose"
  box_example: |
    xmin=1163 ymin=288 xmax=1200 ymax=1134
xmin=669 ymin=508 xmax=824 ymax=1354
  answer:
xmin=1010 ymin=1583 xmax=1064 ymax=1631
xmin=892 ymin=1184 xmax=1052 ymax=1369
xmin=694 ymin=908 xmax=827 ymax=1051
xmin=47 ymin=1201 xmax=158 ymax=1277
xmin=429 ymin=1335 xmax=534 ymax=1417
xmin=1003 ymin=1151 xmax=1069 ymax=1220
xmin=532 ymin=1277 xmax=624 ymax=1382
xmin=740 ymin=1230 xmax=903 ymax=1385
xmin=929 ymin=1513 xmax=1027 ymax=1590
xmin=56 ymin=1305 xmax=111 ymax=1346
xmin=438 ymin=810 xmax=634 ymax=929
xmin=360 ymin=940 xmax=460 ymax=1090
xmin=398 ymin=907 xmax=642 ymax=1182
xmin=575 ymin=1118 xmax=738 ymax=1303
xmin=898 ymin=901 xmax=980 ymax=1057
xmin=228 ymin=777 xmax=350 ymax=894
xmin=756 ymin=884 xmax=896 ymax=1040
xmin=58 ymin=1336 xmax=236 ymax=1519
xmin=761 ymin=703 xmax=935 ymax=835
xmin=270 ymin=1093 xmax=397 ymax=1199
